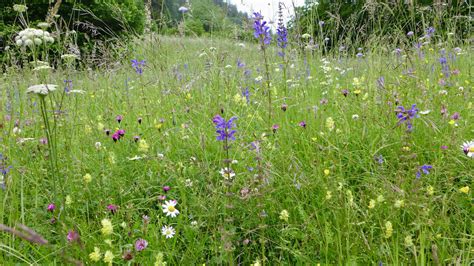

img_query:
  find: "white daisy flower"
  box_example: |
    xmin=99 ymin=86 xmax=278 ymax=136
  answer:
xmin=161 ymin=225 xmax=175 ymax=238
xmin=219 ymin=168 xmax=235 ymax=180
xmin=461 ymin=140 xmax=474 ymax=158
xmin=68 ymin=90 xmax=85 ymax=94
xmin=162 ymin=200 xmax=179 ymax=217
xmin=27 ymin=84 xmax=57 ymax=95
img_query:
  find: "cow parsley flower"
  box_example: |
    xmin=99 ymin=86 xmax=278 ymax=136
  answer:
xmin=27 ymin=84 xmax=57 ymax=95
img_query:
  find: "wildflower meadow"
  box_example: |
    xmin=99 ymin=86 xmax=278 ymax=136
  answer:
xmin=0 ymin=1 xmax=472 ymax=265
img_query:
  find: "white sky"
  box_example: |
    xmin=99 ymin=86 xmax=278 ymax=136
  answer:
xmin=227 ymin=0 xmax=306 ymax=26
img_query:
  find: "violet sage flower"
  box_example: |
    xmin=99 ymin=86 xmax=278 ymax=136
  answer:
xmin=212 ymin=115 xmax=237 ymax=141
xmin=416 ymin=165 xmax=432 ymax=178
xmin=253 ymin=12 xmax=271 ymax=46
xmin=395 ymin=104 xmax=419 ymax=132
xmin=131 ymin=59 xmax=145 ymax=74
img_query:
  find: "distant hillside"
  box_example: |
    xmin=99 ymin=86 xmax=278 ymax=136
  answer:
xmin=152 ymin=0 xmax=249 ymax=36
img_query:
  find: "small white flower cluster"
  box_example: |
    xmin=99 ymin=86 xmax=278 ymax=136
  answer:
xmin=15 ymin=28 xmax=54 ymax=48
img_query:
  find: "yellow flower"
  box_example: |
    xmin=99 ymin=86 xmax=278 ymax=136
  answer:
xmin=89 ymin=247 xmax=101 ymax=262
xmin=404 ymin=235 xmax=413 ymax=247
xmin=65 ymin=195 xmax=72 ymax=205
xmin=324 ymin=169 xmax=330 ymax=176
xmin=104 ymin=239 xmax=112 ymax=246
xmin=448 ymin=120 xmax=455 ymax=125
xmin=384 ymin=221 xmax=393 ymax=238
xmin=376 ymin=195 xmax=385 ymax=202
xmin=138 ymin=139 xmax=149 ymax=153
xmin=459 ymin=186 xmax=470 ymax=194
xmin=84 ymin=125 xmax=92 ymax=134
xmin=353 ymin=89 xmax=361 ymax=95
xmin=251 ymin=259 xmax=261 ymax=266
xmin=325 ymin=191 xmax=332 ymax=200
xmin=83 ymin=173 xmax=92 ymax=183
xmin=426 ymin=185 xmax=434 ymax=196
xmin=325 ymin=117 xmax=335 ymax=131
xmin=402 ymin=146 xmax=411 ymax=152
xmin=108 ymin=152 xmax=116 ymax=164
xmin=394 ymin=199 xmax=404 ymax=208
xmin=101 ymin=218 xmax=113 ymax=235
xmin=154 ymin=252 xmax=166 ymax=266
xmin=97 ymin=122 xmax=104 ymax=131
xmin=279 ymin=210 xmax=289 ymax=222
xmin=346 ymin=190 xmax=354 ymax=206
xmin=368 ymin=199 xmax=376 ymax=209
xmin=103 ymin=250 xmax=114 ymax=265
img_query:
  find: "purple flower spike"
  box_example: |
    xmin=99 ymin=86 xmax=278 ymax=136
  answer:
xmin=212 ymin=115 xmax=237 ymax=141
xmin=253 ymin=12 xmax=272 ymax=46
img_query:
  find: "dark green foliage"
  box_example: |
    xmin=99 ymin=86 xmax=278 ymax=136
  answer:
xmin=291 ymin=0 xmax=470 ymax=50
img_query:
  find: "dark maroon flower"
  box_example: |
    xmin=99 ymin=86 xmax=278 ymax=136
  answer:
xmin=272 ymin=124 xmax=279 ymax=133
xmin=134 ymin=136 xmax=140 ymax=142
xmin=281 ymin=103 xmax=288 ymax=112
xmin=138 ymin=117 xmax=142 ymax=124
xmin=122 ymin=250 xmax=133 ymax=261
xmin=341 ymin=89 xmax=349 ymax=97
xmin=117 ymin=129 xmax=125 ymax=136
xmin=320 ymin=98 xmax=328 ymax=105
xmin=39 ymin=138 xmax=48 ymax=145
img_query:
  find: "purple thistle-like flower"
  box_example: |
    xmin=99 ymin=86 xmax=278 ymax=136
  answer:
xmin=253 ymin=12 xmax=271 ymax=46
xmin=67 ymin=230 xmax=80 ymax=243
xmin=416 ymin=165 xmax=432 ymax=178
xmin=212 ymin=115 xmax=237 ymax=141
xmin=47 ymin=203 xmax=55 ymax=212
xmin=135 ymin=238 xmax=148 ymax=251
xmin=131 ymin=59 xmax=146 ymax=74
xmin=163 ymin=186 xmax=170 ymax=192
xmin=116 ymin=115 xmax=123 ymax=123
xmin=107 ymin=204 xmax=118 ymax=214
xmin=298 ymin=121 xmax=306 ymax=128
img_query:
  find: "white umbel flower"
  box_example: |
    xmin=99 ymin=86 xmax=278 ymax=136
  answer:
xmin=27 ymin=84 xmax=57 ymax=95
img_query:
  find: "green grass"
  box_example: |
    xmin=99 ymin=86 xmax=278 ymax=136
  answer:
xmin=0 ymin=34 xmax=472 ymax=265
